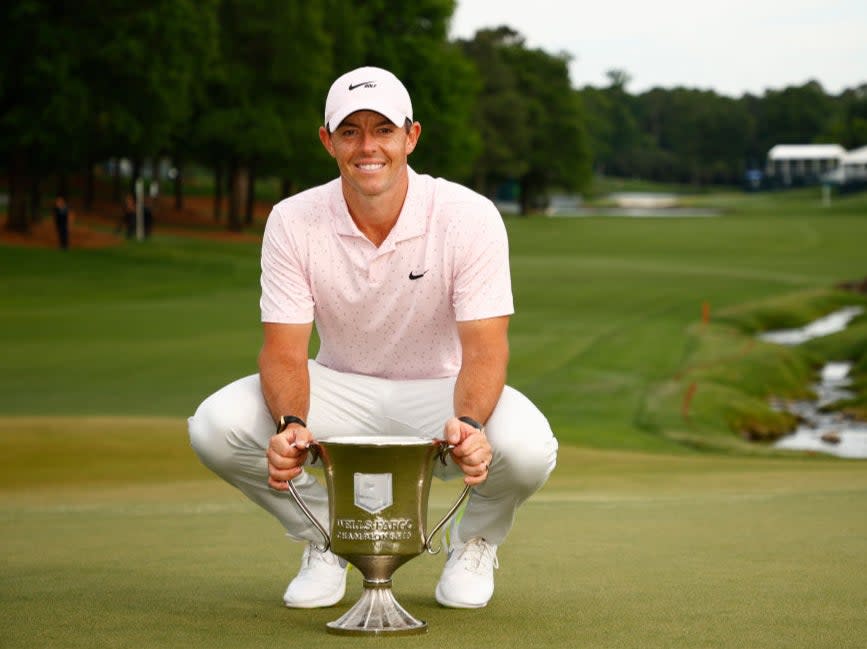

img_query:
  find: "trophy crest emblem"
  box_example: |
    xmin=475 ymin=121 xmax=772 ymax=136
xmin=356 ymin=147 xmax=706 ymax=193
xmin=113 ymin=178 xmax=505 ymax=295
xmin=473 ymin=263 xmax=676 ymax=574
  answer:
xmin=354 ymin=472 xmax=392 ymax=514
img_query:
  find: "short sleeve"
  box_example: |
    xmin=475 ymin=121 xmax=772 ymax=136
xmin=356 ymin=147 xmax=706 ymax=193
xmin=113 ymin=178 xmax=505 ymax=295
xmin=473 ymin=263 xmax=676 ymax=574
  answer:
xmin=451 ymin=200 xmax=514 ymax=322
xmin=260 ymin=207 xmax=315 ymax=323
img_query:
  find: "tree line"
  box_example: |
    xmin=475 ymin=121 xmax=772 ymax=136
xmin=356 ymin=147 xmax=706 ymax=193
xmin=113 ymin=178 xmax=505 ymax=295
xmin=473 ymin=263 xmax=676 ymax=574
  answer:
xmin=2 ymin=1 xmax=865 ymax=232
xmin=581 ymin=70 xmax=867 ymax=186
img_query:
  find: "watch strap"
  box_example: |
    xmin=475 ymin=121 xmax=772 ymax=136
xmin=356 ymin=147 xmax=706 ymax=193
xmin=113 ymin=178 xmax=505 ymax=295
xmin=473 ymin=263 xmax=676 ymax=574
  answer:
xmin=458 ymin=415 xmax=484 ymax=431
xmin=277 ymin=415 xmax=307 ymax=433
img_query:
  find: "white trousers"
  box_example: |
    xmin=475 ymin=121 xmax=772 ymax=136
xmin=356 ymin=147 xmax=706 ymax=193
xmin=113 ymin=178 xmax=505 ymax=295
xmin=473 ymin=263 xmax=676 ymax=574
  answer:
xmin=188 ymin=360 xmax=557 ymax=546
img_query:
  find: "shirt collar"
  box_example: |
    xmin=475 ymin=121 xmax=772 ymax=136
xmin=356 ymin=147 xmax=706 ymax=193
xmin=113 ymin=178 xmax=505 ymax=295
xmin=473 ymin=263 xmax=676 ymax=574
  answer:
xmin=331 ymin=167 xmax=427 ymax=247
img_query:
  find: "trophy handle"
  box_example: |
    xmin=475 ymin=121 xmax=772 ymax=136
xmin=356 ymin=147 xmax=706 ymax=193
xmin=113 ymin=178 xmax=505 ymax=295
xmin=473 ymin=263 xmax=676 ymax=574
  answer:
xmin=285 ymin=443 xmax=331 ymax=553
xmin=424 ymin=442 xmax=472 ymax=554
xmin=424 ymin=483 xmax=471 ymax=555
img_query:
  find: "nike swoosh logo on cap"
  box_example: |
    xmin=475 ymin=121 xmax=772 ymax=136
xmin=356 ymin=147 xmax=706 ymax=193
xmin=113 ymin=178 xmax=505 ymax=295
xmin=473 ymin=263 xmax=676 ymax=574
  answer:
xmin=349 ymin=81 xmax=375 ymax=91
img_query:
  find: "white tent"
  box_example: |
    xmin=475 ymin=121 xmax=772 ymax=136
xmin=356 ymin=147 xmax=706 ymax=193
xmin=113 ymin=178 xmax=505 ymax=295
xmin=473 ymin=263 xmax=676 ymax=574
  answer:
xmin=818 ymin=146 xmax=867 ymax=185
xmin=842 ymin=146 xmax=867 ymax=182
xmin=767 ymin=144 xmax=846 ymax=161
xmin=765 ymin=144 xmax=845 ymax=184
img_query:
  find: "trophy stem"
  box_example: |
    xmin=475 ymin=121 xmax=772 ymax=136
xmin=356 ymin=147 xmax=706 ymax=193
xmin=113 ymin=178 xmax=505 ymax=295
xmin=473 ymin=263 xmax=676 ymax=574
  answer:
xmin=325 ymin=579 xmax=427 ymax=636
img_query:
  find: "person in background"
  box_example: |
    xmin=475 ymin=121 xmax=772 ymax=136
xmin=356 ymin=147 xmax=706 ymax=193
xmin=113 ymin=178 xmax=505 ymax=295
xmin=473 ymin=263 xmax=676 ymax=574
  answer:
xmin=52 ymin=194 xmax=72 ymax=250
xmin=120 ymin=193 xmax=136 ymax=239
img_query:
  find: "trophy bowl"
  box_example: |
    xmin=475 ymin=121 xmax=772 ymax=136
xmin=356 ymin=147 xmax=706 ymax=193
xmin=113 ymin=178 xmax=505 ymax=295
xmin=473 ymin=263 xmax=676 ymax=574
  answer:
xmin=286 ymin=435 xmax=469 ymax=636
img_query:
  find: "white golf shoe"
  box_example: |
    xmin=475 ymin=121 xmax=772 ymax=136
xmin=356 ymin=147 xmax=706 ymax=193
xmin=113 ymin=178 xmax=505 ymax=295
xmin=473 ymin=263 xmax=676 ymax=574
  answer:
xmin=282 ymin=544 xmax=348 ymax=608
xmin=435 ymin=536 xmax=499 ymax=608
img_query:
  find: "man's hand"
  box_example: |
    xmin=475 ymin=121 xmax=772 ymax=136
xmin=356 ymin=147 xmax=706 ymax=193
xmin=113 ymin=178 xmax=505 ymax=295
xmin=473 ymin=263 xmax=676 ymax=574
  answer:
xmin=444 ymin=417 xmax=493 ymax=486
xmin=266 ymin=425 xmax=314 ymax=490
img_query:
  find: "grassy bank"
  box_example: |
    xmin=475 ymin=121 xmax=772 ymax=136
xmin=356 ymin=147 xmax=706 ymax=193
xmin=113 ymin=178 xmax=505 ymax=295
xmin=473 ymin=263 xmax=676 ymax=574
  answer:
xmin=640 ymin=288 xmax=867 ymax=450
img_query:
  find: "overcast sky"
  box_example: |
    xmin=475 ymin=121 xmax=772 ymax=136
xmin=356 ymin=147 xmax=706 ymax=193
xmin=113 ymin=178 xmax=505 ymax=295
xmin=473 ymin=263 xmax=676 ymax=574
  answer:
xmin=449 ymin=0 xmax=867 ymax=97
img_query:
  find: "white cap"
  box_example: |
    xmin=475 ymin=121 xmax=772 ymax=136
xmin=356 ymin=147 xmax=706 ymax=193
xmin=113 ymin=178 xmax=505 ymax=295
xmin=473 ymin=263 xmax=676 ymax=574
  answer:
xmin=324 ymin=66 xmax=413 ymax=132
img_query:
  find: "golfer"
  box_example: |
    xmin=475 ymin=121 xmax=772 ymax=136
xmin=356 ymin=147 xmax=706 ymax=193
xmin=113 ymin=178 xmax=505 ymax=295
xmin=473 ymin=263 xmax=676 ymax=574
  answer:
xmin=188 ymin=66 xmax=558 ymax=610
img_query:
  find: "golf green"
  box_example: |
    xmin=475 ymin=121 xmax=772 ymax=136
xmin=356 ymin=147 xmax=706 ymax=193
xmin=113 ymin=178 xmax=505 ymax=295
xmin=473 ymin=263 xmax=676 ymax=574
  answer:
xmin=2 ymin=417 xmax=865 ymax=649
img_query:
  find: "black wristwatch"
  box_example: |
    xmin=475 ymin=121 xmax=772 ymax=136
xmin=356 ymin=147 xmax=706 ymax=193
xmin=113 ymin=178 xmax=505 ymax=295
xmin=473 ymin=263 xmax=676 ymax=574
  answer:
xmin=458 ymin=416 xmax=484 ymax=431
xmin=276 ymin=415 xmax=307 ymax=433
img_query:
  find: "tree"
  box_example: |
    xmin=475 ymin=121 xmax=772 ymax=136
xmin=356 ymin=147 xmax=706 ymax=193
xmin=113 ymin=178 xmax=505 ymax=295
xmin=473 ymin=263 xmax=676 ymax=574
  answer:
xmin=0 ymin=1 xmax=218 ymax=232
xmin=578 ymin=69 xmax=642 ymax=178
xmin=636 ymin=87 xmax=755 ymax=184
xmin=189 ymin=0 xmax=479 ymax=230
xmin=191 ymin=0 xmax=331 ymax=230
xmin=85 ymin=1 xmax=218 ymax=172
xmin=752 ymin=81 xmax=834 ymax=153
xmin=1 ymin=3 xmax=91 ymax=231
xmin=462 ymin=27 xmax=590 ymax=213
xmin=356 ymin=0 xmax=481 ymax=181
xmin=459 ymin=27 xmax=530 ymax=195
xmin=508 ymin=46 xmax=590 ymax=213
xmin=823 ymin=84 xmax=867 ymax=149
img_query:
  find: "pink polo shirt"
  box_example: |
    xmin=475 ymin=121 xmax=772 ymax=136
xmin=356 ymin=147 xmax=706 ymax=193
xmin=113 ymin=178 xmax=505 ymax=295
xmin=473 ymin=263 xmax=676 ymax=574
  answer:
xmin=260 ymin=167 xmax=513 ymax=379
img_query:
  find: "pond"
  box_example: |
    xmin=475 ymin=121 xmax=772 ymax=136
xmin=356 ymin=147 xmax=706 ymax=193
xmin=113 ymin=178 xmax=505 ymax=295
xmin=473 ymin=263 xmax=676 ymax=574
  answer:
xmin=548 ymin=192 xmax=720 ymax=217
xmin=495 ymin=193 xmax=723 ymax=217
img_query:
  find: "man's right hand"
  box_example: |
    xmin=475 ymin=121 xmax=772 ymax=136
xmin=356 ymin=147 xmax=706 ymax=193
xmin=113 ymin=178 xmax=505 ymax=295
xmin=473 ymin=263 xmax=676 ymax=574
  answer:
xmin=266 ymin=425 xmax=314 ymax=490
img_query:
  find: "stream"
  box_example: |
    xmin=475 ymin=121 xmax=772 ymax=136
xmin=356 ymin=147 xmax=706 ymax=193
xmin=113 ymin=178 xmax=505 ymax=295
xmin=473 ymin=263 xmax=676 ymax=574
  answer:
xmin=759 ymin=306 xmax=866 ymax=458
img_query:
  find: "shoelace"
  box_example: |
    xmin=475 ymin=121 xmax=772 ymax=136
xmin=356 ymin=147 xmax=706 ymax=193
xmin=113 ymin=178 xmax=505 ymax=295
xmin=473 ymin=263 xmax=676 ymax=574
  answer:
xmin=303 ymin=545 xmax=349 ymax=572
xmin=302 ymin=545 xmax=340 ymax=568
xmin=453 ymin=538 xmax=499 ymax=574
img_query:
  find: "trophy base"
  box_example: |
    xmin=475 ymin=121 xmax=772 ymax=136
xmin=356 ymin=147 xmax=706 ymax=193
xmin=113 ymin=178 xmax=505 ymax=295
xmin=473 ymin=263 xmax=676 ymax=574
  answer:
xmin=326 ymin=580 xmax=427 ymax=636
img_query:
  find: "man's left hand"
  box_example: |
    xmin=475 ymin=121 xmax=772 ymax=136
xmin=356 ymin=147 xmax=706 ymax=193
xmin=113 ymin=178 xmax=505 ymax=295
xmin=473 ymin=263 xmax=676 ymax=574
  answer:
xmin=444 ymin=417 xmax=493 ymax=486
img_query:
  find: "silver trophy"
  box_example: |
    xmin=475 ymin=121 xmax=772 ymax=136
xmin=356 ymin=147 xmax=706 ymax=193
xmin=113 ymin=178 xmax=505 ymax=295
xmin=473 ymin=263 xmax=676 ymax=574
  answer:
xmin=287 ymin=435 xmax=469 ymax=636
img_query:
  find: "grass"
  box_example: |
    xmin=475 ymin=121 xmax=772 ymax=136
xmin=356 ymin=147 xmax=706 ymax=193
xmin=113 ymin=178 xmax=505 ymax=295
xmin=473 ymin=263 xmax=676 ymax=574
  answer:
xmin=2 ymin=188 xmax=867 ymax=450
xmin=3 ymin=186 xmax=867 ymax=647
xmin=2 ymin=417 xmax=866 ymax=649
xmin=0 ymin=237 xmax=263 ymax=416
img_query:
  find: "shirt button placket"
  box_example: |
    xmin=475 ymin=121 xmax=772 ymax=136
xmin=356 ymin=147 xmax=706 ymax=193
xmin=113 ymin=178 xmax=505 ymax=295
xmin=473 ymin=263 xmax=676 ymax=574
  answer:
xmin=369 ymin=250 xmax=392 ymax=285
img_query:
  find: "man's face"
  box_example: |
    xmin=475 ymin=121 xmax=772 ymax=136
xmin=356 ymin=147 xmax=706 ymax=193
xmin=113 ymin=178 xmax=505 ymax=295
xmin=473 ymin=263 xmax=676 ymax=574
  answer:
xmin=319 ymin=110 xmax=420 ymax=200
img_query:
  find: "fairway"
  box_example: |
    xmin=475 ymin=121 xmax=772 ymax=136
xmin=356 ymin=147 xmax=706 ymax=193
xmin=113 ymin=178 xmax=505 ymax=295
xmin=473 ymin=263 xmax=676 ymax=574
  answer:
xmin=2 ymin=190 xmax=866 ymax=451
xmin=2 ymin=417 xmax=866 ymax=649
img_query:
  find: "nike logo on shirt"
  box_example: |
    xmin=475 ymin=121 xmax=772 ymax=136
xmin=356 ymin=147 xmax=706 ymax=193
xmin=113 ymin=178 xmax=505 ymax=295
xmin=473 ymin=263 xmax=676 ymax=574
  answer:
xmin=408 ymin=270 xmax=428 ymax=280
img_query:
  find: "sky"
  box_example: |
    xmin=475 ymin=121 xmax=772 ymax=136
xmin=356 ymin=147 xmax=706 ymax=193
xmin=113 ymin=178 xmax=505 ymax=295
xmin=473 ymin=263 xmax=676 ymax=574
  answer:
xmin=449 ymin=0 xmax=867 ymax=97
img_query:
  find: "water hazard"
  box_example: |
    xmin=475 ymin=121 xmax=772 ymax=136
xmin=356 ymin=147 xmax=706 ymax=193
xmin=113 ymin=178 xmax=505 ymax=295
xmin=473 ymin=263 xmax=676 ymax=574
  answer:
xmin=760 ymin=306 xmax=867 ymax=458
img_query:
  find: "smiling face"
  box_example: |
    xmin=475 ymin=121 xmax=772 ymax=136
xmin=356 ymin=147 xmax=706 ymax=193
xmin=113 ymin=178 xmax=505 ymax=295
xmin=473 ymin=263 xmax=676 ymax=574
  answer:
xmin=319 ymin=110 xmax=421 ymax=204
